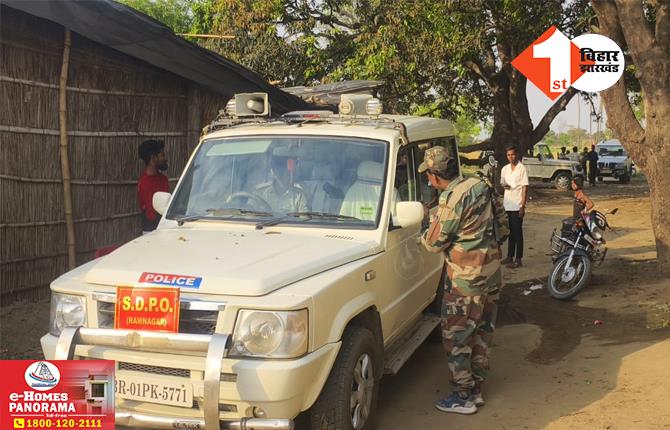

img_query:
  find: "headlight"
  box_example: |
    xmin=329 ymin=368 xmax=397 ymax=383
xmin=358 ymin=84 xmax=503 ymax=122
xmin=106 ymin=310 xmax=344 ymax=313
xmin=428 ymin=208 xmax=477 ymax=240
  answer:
xmin=231 ymin=309 xmax=308 ymax=358
xmin=49 ymin=293 xmax=86 ymax=336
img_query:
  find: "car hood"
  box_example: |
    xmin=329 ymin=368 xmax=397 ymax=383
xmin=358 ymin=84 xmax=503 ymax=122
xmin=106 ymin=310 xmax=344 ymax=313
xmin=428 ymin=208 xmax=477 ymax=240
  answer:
xmin=85 ymin=228 xmax=379 ymax=296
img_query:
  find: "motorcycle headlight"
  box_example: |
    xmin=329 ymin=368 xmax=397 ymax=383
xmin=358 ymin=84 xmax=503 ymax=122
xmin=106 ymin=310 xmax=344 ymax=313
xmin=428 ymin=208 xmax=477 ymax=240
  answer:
xmin=231 ymin=309 xmax=308 ymax=358
xmin=49 ymin=293 xmax=86 ymax=336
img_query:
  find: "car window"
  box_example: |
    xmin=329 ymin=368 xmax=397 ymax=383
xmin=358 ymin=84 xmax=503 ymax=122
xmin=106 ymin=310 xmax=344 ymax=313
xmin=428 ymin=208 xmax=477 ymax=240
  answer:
xmin=168 ymin=136 xmax=388 ymax=227
xmin=394 ymin=147 xmax=417 ymax=203
xmin=598 ymin=146 xmax=626 ymax=157
xmin=412 ymin=136 xmax=458 ymax=209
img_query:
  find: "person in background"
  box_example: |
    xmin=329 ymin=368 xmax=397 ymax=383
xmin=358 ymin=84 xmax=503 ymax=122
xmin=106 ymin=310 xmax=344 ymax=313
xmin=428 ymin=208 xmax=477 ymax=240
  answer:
xmin=138 ymin=139 xmax=169 ymax=233
xmin=572 ymin=176 xmax=594 ymax=219
xmin=558 ymin=146 xmax=568 ymax=159
xmin=418 ymin=146 xmax=502 ymax=415
xmin=580 ymin=147 xmax=589 ymax=177
xmin=568 ymin=146 xmax=580 ymax=162
xmin=500 ymin=145 xmax=528 ymax=268
xmin=588 ymin=144 xmax=599 ymax=186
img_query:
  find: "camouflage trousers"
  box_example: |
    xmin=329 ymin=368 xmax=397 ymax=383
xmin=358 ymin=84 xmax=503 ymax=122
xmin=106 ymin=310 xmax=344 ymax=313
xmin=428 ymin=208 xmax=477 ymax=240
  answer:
xmin=441 ymin=289 xmax=500 ymax=396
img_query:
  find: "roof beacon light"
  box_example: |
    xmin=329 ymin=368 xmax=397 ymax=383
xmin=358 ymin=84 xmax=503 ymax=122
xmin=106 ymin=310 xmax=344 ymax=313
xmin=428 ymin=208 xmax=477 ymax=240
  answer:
xmin=234 ymin=92 xmax=270 ymax=117
xmin=338 ymin=94 xmax=373 ymax=116
xmin=366 ymin=98 xmax=383 ymax=116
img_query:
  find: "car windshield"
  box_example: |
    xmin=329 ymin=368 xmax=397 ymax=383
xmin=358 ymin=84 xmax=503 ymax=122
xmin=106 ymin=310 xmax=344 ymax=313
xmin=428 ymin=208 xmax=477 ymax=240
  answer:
xmin=167 ymin=135 xmax=388 ymax=227
xmin=598 ymin=146 xmax=627 ymax=157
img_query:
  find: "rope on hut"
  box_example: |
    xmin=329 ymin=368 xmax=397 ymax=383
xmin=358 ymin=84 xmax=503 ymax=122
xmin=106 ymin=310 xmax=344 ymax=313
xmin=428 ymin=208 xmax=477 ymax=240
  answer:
xmin=0 ymin=125 xmax=186 ymax=137
xmin=0 ymin=174 xmax=179 ymax=185
xmin=0 ymin=211 xmax=141 ymax=229
xmin=59 ymin=28 xmax=76 ymax=270
xmin=0 ymin=75 xmax=187 ymax=98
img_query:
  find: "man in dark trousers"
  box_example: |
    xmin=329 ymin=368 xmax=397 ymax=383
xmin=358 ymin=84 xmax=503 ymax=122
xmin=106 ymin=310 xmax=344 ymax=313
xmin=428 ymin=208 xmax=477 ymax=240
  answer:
xmin=138 ymin=139 xmax=169 ymax=233
xmin=500 ymin=145 xmax=528 ymax=268
xmin=588 ymin=144 xmax=599 ymax=186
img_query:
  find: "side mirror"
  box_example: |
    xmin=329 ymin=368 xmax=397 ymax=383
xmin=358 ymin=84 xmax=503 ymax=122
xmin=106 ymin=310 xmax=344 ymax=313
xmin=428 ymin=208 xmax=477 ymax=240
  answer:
xmin=394 ymin=201 xmax=424 ymax=228
xmin=153 ymin=192 xmax=171 ymax=216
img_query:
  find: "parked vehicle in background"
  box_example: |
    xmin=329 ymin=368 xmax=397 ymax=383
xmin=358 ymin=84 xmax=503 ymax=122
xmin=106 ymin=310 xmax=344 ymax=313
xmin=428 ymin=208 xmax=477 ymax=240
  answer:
xmin=523 ymin=143 xmax=584 ymax=191
xmin=596 ymin=139 xmax=633 ymax=183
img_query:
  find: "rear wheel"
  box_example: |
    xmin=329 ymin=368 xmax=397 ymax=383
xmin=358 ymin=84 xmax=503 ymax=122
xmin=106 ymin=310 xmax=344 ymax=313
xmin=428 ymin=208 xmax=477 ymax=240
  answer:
xmin=548 ymin=254 xmax=592 ymax=300
xmin=554 ymin=172 xmax=571 ymax=191
xmin=310 ymin=327 xmax=380 ymax=430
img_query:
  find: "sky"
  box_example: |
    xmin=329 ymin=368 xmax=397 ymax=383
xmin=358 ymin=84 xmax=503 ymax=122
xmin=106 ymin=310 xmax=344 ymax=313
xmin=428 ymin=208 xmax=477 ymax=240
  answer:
xmin=527 ymin=82 xmax=608 ymax=135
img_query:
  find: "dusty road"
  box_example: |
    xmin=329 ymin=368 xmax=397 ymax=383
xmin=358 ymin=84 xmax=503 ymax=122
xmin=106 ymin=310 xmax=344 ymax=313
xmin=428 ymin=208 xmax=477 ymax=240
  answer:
xmin=2 ymin=177 xmax=669 ymax=429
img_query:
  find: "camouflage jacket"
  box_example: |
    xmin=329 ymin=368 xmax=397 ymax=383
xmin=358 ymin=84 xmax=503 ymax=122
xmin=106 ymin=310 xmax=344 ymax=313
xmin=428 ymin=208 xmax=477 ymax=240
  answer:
xmin=421 ymin=176 xmax=502 ymax=296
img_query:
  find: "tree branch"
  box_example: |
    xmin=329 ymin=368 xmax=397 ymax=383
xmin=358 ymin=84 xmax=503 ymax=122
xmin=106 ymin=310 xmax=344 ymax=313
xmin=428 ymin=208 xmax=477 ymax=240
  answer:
xmin=614 ymin=0 xmax=655 ymax=55
xmin=592 ymin=1 xmax=647 ymax=168
xmin=655 ymin=1 xmax=670 ymax=50
xmin=460 ymin=139 xmax=493 ymax=153
xmin=530 ymin=87 xmax=578 ymax=145
xmin=459 ymin=156 xmax=486 ymax=167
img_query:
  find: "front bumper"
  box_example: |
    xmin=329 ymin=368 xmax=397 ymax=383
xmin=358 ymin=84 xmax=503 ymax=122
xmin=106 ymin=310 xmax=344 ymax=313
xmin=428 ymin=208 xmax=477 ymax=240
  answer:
xmin=42 ymin=327 xmax=340 ymax=430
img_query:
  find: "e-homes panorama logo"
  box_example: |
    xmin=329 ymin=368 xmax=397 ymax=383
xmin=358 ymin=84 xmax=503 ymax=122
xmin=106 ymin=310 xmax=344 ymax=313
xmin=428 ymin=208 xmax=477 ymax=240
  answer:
xmin=24 ymin=361 xmax=60 ymax=391
xmin=512 ymin=26 xmax=624 ymax=100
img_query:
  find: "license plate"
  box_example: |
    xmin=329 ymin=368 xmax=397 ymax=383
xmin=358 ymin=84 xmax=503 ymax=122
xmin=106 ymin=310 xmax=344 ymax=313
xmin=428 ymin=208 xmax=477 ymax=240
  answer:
xmin=115 ymin=373 xmax=193 ymax=407
xmin=115 ymin=286 xmax=180 ymax=332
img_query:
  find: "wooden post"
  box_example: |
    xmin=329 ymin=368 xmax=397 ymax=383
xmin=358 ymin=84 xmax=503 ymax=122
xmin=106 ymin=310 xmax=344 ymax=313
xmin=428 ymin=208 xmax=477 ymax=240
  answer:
xmin=59 ymin=29 xmax=76 ymax=270
xmin=186 ymin=83 xmax=202 ymax=155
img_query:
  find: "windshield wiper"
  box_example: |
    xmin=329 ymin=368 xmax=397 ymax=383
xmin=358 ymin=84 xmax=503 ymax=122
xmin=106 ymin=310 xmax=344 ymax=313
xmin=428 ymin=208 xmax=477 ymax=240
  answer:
xmin=286 ymin=211 xmax=361 ymax=221
xmin=176 ymin=208 xmax=274 ymax=226
xmin=255 ymin=211 xmax=361 ymax=230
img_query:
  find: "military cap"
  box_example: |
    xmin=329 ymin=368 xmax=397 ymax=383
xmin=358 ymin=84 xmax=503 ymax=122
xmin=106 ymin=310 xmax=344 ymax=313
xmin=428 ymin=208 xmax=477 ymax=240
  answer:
xmin=418 ymin=146 xmax=455 ymax=173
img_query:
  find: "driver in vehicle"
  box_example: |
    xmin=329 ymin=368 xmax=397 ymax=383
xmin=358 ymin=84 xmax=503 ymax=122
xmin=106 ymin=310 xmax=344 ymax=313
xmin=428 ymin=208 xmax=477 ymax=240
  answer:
xmin=255 ymin=151 xmax=309 ymax=214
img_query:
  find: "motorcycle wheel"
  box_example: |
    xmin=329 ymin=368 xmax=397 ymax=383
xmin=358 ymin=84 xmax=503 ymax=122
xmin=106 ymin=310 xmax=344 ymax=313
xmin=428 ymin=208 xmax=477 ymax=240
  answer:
xmin=548 ymin=254 xmax=592 ymax=300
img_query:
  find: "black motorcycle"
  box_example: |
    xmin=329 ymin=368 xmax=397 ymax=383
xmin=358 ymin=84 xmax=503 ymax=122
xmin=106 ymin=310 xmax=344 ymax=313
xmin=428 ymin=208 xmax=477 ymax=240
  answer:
xmin=548 ymin=208 xmax=618 ymax=300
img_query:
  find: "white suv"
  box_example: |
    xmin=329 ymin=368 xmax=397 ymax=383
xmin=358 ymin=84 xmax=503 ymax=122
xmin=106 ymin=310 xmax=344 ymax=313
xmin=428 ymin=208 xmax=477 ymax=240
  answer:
xmin=42 ymin=93 xmax=458 ymax=430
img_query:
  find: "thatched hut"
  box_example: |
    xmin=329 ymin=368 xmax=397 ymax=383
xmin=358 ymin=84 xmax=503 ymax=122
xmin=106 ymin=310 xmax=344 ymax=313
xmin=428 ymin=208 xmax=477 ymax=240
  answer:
xmin=0 ymin=0 xmax=311 ymax=303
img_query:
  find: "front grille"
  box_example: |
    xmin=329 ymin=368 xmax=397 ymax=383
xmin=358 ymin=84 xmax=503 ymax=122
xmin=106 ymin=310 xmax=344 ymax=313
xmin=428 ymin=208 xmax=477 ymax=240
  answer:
xmin=98 ymin=302 xmax=218 ymax=334
xmin=119 ymin=362 xmax=190 ymax=378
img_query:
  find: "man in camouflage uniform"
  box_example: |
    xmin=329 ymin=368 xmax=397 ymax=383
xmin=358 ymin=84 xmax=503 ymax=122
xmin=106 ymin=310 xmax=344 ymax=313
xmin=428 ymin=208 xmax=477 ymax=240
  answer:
xmin=418 ymin=146 xmax=502 ymax=415
xmin=255 ymin=154 xmax=309 ymax=214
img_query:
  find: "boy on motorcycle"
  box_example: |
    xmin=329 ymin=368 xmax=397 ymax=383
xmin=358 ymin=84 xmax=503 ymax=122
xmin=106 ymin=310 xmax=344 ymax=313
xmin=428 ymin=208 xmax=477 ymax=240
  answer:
xmin=572 ymin=176 xmax=594 ymax=219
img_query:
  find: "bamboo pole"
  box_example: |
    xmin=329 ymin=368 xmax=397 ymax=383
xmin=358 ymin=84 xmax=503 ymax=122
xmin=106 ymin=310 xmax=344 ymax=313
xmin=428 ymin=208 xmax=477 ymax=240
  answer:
xmin=58 ymin=29 xmax=76 ymax=270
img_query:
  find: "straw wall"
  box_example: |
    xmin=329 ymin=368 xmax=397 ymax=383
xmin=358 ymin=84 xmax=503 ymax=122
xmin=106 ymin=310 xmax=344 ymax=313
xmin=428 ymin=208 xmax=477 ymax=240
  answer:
xmin=0 ymin=6 xmax=227 ymax=303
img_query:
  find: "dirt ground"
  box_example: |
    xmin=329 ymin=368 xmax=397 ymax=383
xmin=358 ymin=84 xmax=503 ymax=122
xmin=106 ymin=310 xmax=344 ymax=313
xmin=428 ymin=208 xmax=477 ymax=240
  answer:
xmin=2 ymin=176 xmax=669 ymax=429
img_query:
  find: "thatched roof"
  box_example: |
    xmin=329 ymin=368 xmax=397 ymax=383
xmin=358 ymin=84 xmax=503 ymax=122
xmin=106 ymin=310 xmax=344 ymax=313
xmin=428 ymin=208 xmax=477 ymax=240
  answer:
xmin=2 ymin=0 xmax=312 ymax=114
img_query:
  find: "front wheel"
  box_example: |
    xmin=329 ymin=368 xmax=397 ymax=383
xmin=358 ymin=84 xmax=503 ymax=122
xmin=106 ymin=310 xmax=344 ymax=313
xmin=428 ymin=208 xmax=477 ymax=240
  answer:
xmin=554 ymin=172 xmax=571 ymax=191
xmin=548 ymin=254 xmax=592 ymax=300
xmin=619 ymin=174 xmax=631 ymax=184
xmin=310 ymin=326 xmax=380 ymax=430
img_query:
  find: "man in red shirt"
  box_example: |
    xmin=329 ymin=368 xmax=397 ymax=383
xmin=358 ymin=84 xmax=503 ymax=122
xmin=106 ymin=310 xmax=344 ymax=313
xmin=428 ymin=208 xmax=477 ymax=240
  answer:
xmin=138 ymin=140 xmax=169 ymax=233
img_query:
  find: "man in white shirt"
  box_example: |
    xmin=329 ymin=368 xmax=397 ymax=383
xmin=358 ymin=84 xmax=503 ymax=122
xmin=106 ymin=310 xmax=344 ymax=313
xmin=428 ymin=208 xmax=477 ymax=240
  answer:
xmin=500 ymin=145 xmax=529 ymax=268
xmin=568 ymin=146 xmax=581 ymax=162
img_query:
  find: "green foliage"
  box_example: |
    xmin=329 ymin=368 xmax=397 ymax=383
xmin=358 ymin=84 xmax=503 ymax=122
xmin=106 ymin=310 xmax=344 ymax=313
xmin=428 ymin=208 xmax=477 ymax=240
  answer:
xmin=119 ymin=0 xmax=205 ymax=33
xmin=120 ymin=0 xmax=591 ymax=150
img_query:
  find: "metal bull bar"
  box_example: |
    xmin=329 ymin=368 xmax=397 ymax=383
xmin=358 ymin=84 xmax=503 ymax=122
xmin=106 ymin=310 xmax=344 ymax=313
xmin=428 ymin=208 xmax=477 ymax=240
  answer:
xmin=55 ymin=327 xmax=294 ymax=430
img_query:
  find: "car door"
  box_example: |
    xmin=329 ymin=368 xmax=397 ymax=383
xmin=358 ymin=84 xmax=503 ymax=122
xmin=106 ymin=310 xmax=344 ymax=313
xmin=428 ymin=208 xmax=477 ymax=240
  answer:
xmin=381 ymin=145 xmax=432 ymax=342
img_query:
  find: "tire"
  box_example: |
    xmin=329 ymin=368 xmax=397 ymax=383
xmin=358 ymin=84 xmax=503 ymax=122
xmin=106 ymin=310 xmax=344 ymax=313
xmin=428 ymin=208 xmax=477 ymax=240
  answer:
xmin=427 ymin=265 xmax=446 ymax=343
xmin=548 ymin=254 xmax=592 ymax=300
xmin=619 ymin=175 xmax=630 ymax=184
xmin=554 ymin=172 xmax=571 ymax=191
xmin=310 ymin=327 xmax=380 ymax=430
xmin=597 ymin=176 xmax=604 ymax=182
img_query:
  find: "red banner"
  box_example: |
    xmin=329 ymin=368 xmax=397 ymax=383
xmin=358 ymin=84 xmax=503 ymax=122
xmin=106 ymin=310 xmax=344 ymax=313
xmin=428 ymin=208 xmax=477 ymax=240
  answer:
xmin=114 ymin=286 xmax=180 ymax=332
xmin=0 ymin=360 xmax=115 ymax=430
